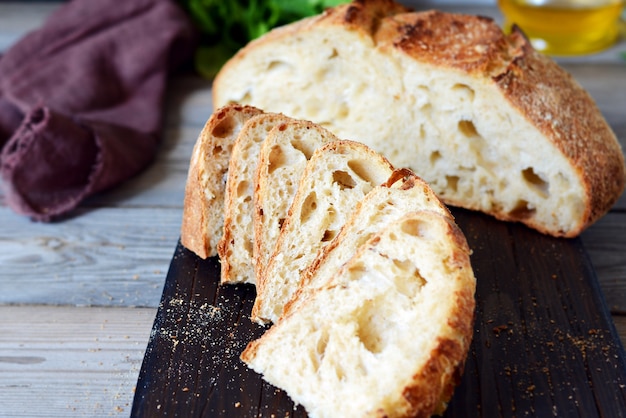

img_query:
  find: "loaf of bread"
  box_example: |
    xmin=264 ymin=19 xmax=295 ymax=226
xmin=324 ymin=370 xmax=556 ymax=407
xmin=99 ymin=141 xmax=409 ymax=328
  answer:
xmin=180 ymin=105 xmax=476 ymax=416
xmin=241 ymin=211 xmax=476 ymax=418
xmin=253 ymin=120 xmax=338 ymax=281
xmin=181 ymin=104 xmax=263 ymax=259
xmin=218 ymin=112 xmax=293 ymax=284
xmin=286 ymin=168 xmax=451 ymax=314
xmin=213 ymin=0 xmax=626 ymax=238
xmin=252 ymin=140 xmax=394 ymax=324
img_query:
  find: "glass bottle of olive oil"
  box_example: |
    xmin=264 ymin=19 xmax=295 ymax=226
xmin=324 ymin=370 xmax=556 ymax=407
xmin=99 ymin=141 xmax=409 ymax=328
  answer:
xmin=498 ymin=0 xmax=624 ymax=55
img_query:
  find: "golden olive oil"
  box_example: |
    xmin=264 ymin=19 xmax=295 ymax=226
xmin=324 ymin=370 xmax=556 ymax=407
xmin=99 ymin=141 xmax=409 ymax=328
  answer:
xmin=498 ymin=0 xmax=624 ymax=55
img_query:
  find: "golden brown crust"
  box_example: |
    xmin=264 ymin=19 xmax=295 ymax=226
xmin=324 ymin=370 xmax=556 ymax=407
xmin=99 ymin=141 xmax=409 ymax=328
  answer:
xmin=180 ymin=104 xmax=263 ymax=258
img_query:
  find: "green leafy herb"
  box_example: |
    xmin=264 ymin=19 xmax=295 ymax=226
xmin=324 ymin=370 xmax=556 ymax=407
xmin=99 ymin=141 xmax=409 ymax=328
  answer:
xmin=179 ymin=0 xmax=349 ymax=78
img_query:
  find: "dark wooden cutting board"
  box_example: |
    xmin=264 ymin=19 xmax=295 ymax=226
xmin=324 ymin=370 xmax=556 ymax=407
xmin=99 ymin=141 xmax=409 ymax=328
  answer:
xmin=131 ymin=208 xmax=626 ymax=417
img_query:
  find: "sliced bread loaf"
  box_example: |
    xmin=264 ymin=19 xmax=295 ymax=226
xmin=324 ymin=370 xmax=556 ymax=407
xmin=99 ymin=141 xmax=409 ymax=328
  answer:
xmin=217 ymin=112 xmax=293 ymax=284
xmin=253 ymin=120 xmax=338 ymax=281
xmin=285 ymin=168 xmax=451 ymax=315
xmin=213 ymin=1 xmax=625 ymax=237
xmin=252 ymin=140 xmax=394 ymax=324
xmin=241 ymin=211 xmax=476 ymax=418
xmin=181 ymin=104 xmax=263 ymax=259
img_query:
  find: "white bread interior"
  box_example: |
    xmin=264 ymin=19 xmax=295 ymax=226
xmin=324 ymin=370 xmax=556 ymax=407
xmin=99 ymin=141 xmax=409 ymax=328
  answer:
xmin=288 ymin=168 xmax=451 ymax=314
xmin=213 ymin=1 xmax=625 ymax=238
xmin=180 ymin=106 xmax=476 ymax=416
xmin=253 ymin=120 xmax=338 ymax=281
xmin=181 ymin=104 xmax=263 ymax=259
xmin=252 ymin=140 xmax=394 ymax=324
xmin=242 ymin=211 xmax=476 ymax=418
xmin=218 ymin=112 xmax=293 ymax=284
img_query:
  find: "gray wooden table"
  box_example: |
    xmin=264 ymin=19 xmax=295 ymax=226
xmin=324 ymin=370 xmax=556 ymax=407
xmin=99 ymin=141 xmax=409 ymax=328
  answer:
xmin=1 ymin=2 xmax=625 ymax=417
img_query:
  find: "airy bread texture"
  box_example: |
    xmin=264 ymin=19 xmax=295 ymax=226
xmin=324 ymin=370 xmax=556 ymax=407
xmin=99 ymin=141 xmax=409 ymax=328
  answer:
xmin=287 ymin=168 xmax=451 ymax=314
xmin=181 ymin=104 xmax=263 ymax=259
xmin=252 ymin=140 xmax=394 ymax=324
xmin=241 ymin=211 xmax=476 ymax=418
xmin=253 ymin=120 xmax=338 ymax=281
xmin=180 ymin=106 xmax=476 ymax=416
xmin=213 ymin=0 xmax=626 ymax=238
xmin=218 ymin=112 xmax=293 ymax=284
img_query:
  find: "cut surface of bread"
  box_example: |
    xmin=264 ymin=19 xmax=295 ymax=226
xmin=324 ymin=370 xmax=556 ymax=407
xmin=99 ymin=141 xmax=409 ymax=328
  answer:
xmin=252 ymin=140 xmax=394 ymax=324
xmin=253 ymin=120 xmax=338 ymax=281
xmin=286 ymin=168 xmax=451 ymax=315
xmin=213 ymin=0 xmax=626 ymax=237
xmin=217 ymin=112 xmax=293 ymax=284
xmin=181 ymin=104 xmax=263 ymax=259
xmin=241 ymin=211 xmax=476 ymax=418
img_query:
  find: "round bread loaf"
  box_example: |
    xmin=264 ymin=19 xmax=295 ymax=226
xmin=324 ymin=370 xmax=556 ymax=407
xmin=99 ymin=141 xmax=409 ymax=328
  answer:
xmin=213 ymin=0 xmax=625 ymax=237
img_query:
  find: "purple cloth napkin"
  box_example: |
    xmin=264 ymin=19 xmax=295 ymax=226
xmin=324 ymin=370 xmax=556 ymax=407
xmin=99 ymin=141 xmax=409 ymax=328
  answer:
xmin=0 ymin=0 xmax=196 ymax=221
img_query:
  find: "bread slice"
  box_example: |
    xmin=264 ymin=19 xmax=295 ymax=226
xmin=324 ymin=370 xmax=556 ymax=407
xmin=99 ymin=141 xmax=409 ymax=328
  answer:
xmin=253 ymin=120 xmax=338 ymax=281
xmin=286 ymin=168 xmax=451 ymax=314
xmin=252 ymin=140 xmax=394 ymax=324
xmin=213 ymin=1 xmax=626 ymax=237
xmin=241 ymin=211 xmax=476 ymax=418
xmin=217 ymin=112 xmax=293 ymax=284
xmin=181 ymin=104 xmax=263 ymax=259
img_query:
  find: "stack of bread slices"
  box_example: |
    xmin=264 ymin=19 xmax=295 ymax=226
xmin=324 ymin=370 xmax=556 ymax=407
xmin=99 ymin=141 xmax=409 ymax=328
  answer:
xmin=179 ymin=0 xmax=626 ymax=415
xmin=181 ymin=104 xmax=476 ymax=417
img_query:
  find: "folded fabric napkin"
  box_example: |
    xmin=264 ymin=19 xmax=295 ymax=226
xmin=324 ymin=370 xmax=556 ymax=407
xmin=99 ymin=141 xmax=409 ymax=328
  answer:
xmin=0 ymin=0 xmax=196 ymax=221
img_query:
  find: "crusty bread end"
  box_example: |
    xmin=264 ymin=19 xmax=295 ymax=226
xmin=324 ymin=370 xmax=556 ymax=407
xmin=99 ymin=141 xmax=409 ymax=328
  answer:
xmin=181 ymin=104 xmax=263 ymax=258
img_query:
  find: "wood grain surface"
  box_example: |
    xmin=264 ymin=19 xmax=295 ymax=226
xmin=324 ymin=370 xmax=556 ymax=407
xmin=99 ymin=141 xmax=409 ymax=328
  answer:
xmin=0 ymin=305 xmax=156 ymax=417
xmin=131 ymin=209 xmax=626 ymax=418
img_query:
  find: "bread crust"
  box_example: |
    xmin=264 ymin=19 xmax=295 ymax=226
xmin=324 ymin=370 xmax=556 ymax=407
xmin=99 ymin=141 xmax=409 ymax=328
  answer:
xmin=181 ymin=104 xmax=263 ymax=258
xmin=213 ymin=0 xmax=625 ymax=237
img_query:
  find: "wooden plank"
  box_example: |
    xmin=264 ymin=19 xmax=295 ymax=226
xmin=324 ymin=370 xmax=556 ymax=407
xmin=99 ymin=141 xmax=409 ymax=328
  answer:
xmin=132 ymin=209 xmax=626 ymax=418
xmin=163 ymin=75 xmax=215 ymax=130
xmin=0 ymin=305 xmax=156 ymax=418
xmin=0 ymin=207 xmax=180 ymax=307
xmin=616 ymin=316 xmax=626 ymax=345
xmin=582 ymin=212 xmax=626 ymax=313
xmin=131 ymin=245 xmax=307 ymax=417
